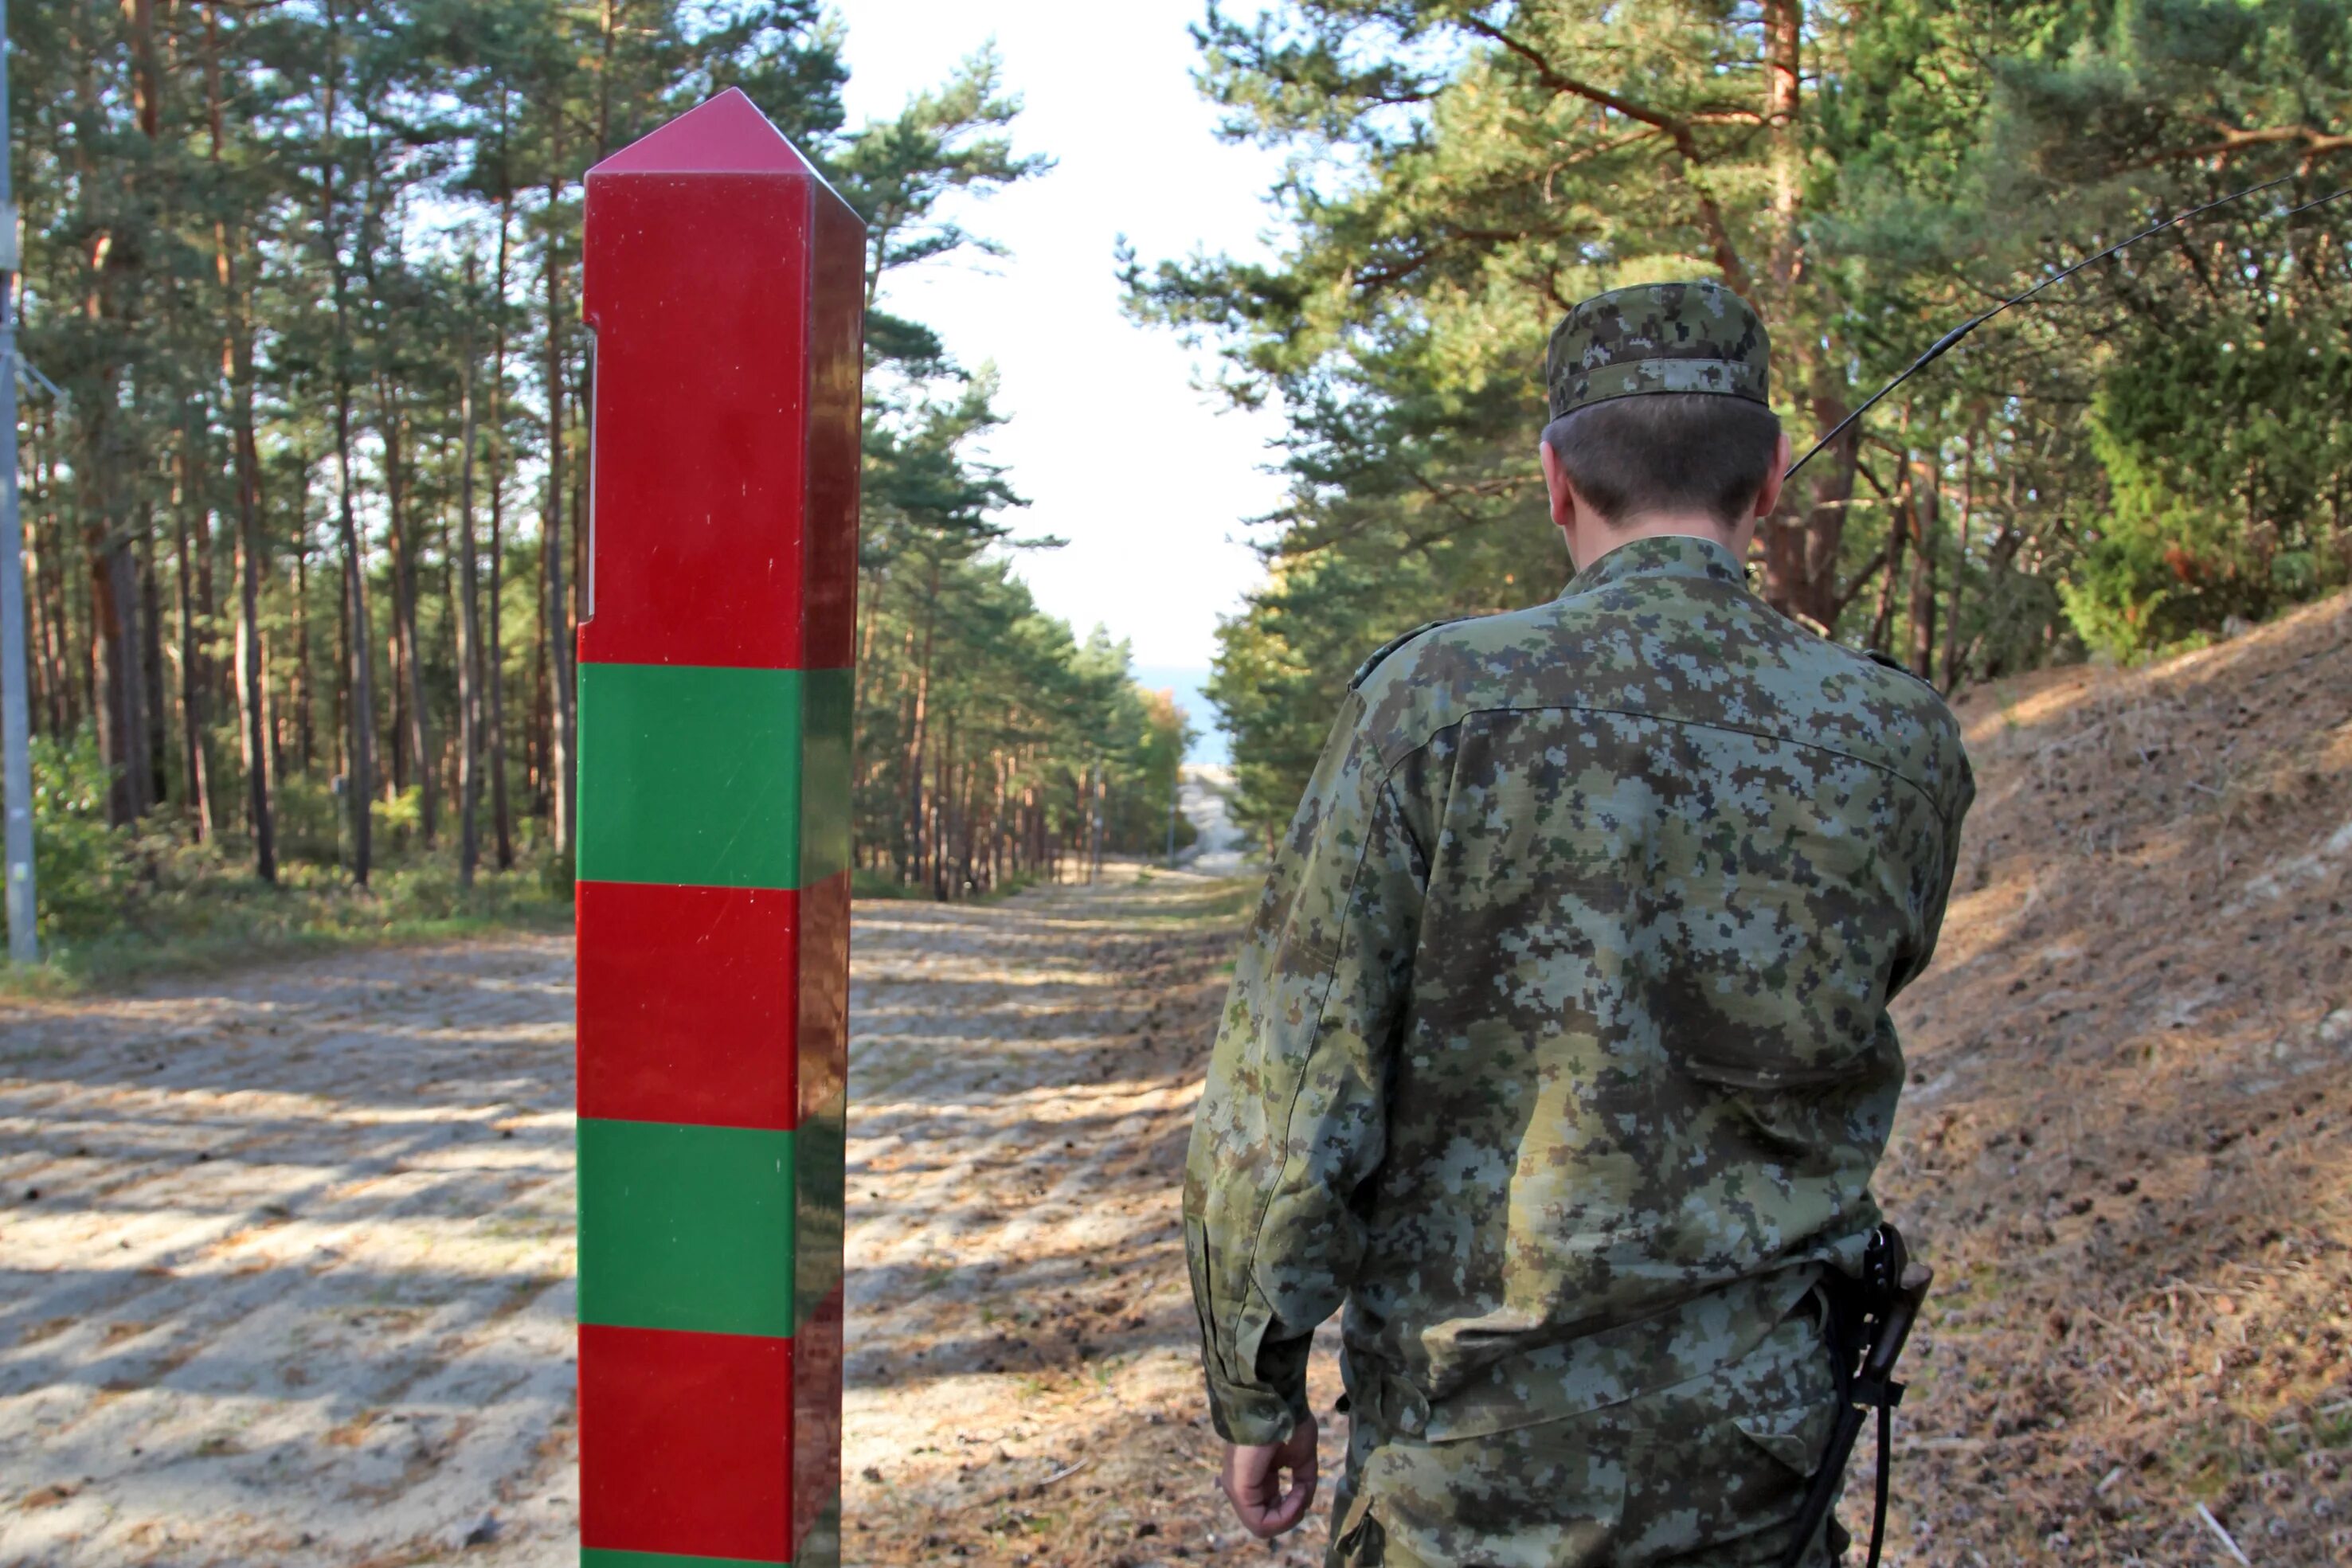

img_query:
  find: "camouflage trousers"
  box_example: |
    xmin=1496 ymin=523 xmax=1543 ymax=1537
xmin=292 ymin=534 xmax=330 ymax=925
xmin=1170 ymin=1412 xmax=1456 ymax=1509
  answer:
xmin=1326 ymin=1310 xmax=1841 ymax=1568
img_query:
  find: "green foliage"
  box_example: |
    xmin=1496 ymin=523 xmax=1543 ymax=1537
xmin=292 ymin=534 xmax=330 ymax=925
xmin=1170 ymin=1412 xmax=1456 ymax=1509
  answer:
xmin=272 ymin=775 xmax=346 ymax=869
xmin=373 ymin=786 xmax=427 ymax=846
xmin=17 ymin=732 xmax=568 ymax=987
xmin=11 ymin=0 xmax=1187 ymax=967
xmin=29 ymin=733 xmax=141 ymax=944
xmin=2068 ymin=322 xmax=2352 ymax=658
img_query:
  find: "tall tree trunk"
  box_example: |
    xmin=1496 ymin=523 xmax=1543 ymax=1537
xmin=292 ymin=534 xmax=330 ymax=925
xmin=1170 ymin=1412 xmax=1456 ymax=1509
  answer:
xmin=542 ymin=160 xmax=577 ymax=863
xmin=87 ymin=523 xmax=147 ymax=826
xmin=233 ymin=420 xmax=275 ymax=878
xmin=1951 ymin=426 xmax=1983 ymax=684
xmin=25 ymin=423 xmax=59 ymax=736
xmin=381 ymin=389 xmax=434 ymax=843
xmin=331 ymin=420 xmax=374 ymax=882
xmin=1762 ymin=0 xmax=1803 ymax=295
xmin=119 ymin=0 xmax=167 ymax=817
xmin=456 ymin=260 xmax=485 ymax=888
xmin=1942 ymin=438 xmax=1970 ymax=691
xmin=323 ymin=0 xmax=375 ymax=883
xmin=531 ymin=529 xmax=550 ymax=814
xmin=1750 ymin=0 xmax=1860 ymax=633
xmin=22 ymin=444 xmax=50 ymax=736
xmin=210 ymin=5 xmax=272 ymax=872
xmin=126 ymin=0 xmax=163 ymax=140
xmin=73 ymin=32 xmax=144 ymax=827
xmin=292 ymin=526 xmax=315 ymax=772
xmin=174 ymin=445 xmax=213 ymax=841
xmin=1868 ymin=465 xmax=1909 ymax=655
xmin=386 ymin=558 xmax=408 ymax=796
xmin=141 ymin=528 xmax=169 ymax=808
xmin=487 ymin=176 xmax=516 ymax=870
xmin=903 ymin=563 xmax=941 ymax=884
xmin=1907 ymin=453 xmax=1940 ymax=678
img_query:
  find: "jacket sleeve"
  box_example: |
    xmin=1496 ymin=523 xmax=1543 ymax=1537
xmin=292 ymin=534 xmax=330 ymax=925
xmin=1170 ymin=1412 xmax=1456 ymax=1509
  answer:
xmin=1183 ymin=690 xmax=1430 ymax=1445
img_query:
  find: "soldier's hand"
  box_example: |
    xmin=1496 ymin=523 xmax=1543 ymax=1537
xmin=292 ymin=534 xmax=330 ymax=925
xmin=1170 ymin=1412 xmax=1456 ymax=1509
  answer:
xmin=1219 ymin=1414 xmax=1318 ymax=1539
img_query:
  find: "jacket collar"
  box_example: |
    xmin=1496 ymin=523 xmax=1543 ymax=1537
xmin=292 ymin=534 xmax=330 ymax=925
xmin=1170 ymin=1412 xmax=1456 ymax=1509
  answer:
xmin=1562 ymin=533 xmax=1750 ymax=598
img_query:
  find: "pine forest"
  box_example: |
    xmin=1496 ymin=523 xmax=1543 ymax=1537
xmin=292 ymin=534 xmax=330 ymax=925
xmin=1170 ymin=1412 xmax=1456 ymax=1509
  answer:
xmin=14 ymin=1 xmax=1189 ymax=957
xmin=14 ymin=1 xmax=2352 ymax=941
xmin=1129 ymin=0 xmax=2352 ymax=845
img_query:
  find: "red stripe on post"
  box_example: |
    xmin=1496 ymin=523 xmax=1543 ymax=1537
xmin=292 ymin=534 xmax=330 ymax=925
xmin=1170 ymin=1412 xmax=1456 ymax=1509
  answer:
xmin=794 ymin=872 xmax=849 ymax=1127
xmin=791 ymin=1281 xmax=847 ymax=1562
xmin=580 ymin=1323 xmax=792 ymax=1563
xmin=584 ymin=92 xmax=820 ymax=673
xmin=804 ymin=186 xmax=865 ymax=674
xmin=577 ymin=880 xmax=800 ymax=1131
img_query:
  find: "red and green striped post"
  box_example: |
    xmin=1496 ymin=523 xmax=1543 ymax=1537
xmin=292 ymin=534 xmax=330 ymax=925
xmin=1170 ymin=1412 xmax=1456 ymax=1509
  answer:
xmin=574 ymin=88 xmax=862 ymax=1568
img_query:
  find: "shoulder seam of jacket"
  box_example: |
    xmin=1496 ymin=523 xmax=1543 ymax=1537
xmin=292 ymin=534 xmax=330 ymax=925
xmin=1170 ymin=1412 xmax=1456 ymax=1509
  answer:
xmin=1349 ymin=616 xmax=1473 ymax=691
xmin=1376 ymin=702 xmax=1962 ymax=837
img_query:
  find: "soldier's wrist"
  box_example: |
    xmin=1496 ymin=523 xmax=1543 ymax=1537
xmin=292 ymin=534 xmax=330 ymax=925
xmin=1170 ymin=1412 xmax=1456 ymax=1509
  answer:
xmin=1207 ymin=1379 xmax=1301 ymax=1447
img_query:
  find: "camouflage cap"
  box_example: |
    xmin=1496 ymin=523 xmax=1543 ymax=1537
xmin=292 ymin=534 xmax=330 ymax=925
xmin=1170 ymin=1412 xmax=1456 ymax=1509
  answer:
xmin=1544 ymin=280 xmax=1771 ymax=423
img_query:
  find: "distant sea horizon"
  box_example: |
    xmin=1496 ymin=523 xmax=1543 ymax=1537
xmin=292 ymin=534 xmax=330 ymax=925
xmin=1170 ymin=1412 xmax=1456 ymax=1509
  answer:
xmin=1130 ymin=664 xmax=1231 ymax=766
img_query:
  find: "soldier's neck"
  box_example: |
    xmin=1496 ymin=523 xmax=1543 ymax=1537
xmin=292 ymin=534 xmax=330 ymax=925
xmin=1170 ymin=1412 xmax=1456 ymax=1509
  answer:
xmin=1563 ymin=510 xmax=1749 ymax=573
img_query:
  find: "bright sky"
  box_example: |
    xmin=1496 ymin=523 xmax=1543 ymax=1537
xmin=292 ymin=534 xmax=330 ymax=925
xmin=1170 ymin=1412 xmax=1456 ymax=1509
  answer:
xmin=836 ymin=0 xmax=1294 ymax=757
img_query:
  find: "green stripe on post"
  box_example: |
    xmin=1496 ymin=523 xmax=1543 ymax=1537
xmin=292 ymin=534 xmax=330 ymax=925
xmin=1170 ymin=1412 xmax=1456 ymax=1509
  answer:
xmin=798 ymin=668 xmax=854 ymax=889
xmin=795 ymin=1085 xmax=846 ymax=1334
xmin=796 ymin=1501 xmax=841 ymax=1568
xmin=578 ymin=1119 xmax=796 ymax=1338
xmin=577 ymin=663 xmax=804 ymax=890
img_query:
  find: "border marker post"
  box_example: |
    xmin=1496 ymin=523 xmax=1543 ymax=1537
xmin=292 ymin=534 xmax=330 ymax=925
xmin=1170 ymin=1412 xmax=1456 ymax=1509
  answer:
xmin=574 ymin=88 xmax=863 ymax=1568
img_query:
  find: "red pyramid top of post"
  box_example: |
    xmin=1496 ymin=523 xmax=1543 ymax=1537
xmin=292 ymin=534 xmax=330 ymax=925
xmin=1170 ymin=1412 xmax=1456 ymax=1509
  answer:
xmin=588 ymin=87 xmax=816 ymax=177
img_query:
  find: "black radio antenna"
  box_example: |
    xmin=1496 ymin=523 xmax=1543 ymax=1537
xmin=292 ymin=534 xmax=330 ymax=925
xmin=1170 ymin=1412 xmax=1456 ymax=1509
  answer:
xmin=1785 ymin=175 xmax=2352 ymax=479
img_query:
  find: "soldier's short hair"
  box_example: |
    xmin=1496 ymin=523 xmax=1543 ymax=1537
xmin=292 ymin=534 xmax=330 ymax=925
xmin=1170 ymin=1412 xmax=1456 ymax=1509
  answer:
xmin=1542 ymin=393 xmax=1784 ymax=527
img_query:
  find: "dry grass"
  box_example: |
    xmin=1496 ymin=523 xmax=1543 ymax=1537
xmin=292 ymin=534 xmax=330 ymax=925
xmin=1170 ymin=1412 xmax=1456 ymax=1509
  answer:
xmin=1877 ymin=590 xmax=2352 ymax=1565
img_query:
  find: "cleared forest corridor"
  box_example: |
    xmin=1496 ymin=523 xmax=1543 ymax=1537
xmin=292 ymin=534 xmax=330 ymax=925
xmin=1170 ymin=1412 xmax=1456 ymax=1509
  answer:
xmin=6 ymin=587 xmax=2352 ymax=1566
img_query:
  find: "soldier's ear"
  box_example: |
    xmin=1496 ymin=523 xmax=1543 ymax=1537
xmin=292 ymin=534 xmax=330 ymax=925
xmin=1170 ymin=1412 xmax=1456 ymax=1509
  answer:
xmin=1752 ymin=431 xmax=1794 ymax=520
xmin=1539 ymin=438 xmax=1575 ymax=530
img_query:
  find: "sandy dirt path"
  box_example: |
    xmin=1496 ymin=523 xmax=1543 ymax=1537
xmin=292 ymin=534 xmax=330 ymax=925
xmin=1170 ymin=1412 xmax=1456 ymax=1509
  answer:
xmin=837 ymin=871 xmax=1334 ymax=1568
xmin=0 ymin=940 xmax=582 ymax=1568
xmin=2 ymin=870 xmax=1287 ymax=1568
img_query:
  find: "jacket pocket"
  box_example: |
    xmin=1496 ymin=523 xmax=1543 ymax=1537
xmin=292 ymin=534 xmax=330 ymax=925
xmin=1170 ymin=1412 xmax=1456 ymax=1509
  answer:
xmin=1732 ymin=1394 xmax=1836 ymax=1476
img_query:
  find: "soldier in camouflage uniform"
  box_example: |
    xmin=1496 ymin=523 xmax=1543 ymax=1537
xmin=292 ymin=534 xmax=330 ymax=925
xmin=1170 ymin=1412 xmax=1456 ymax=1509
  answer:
xmin=1185 ymin=280 xmax=1974 ymax=1566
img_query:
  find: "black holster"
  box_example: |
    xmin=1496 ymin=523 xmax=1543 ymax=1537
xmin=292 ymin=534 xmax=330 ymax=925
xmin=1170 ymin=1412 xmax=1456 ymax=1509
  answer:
xmin=1780 ymin=1225 xmax=1934 ymax=1568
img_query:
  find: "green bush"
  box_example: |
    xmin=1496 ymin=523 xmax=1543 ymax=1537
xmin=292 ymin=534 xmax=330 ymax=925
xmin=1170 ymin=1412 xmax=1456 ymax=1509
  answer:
xmin=372 ymin=784 xmax=425 ymax=847
xmin=2068 ymin=323 xmax=2352 ymax=660
xmin=273 ymin=772 xmax=343 ymax=865
xmin=30 ymin=731 xmax=145 ymax=942
xmin=12 ymin=730 xmax=573 ymax=987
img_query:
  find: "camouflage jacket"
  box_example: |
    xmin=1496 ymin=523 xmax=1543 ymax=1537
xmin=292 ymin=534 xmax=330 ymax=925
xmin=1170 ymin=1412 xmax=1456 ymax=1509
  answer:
xmin=1184 ymin=535 xmax=1974 ymax=1447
